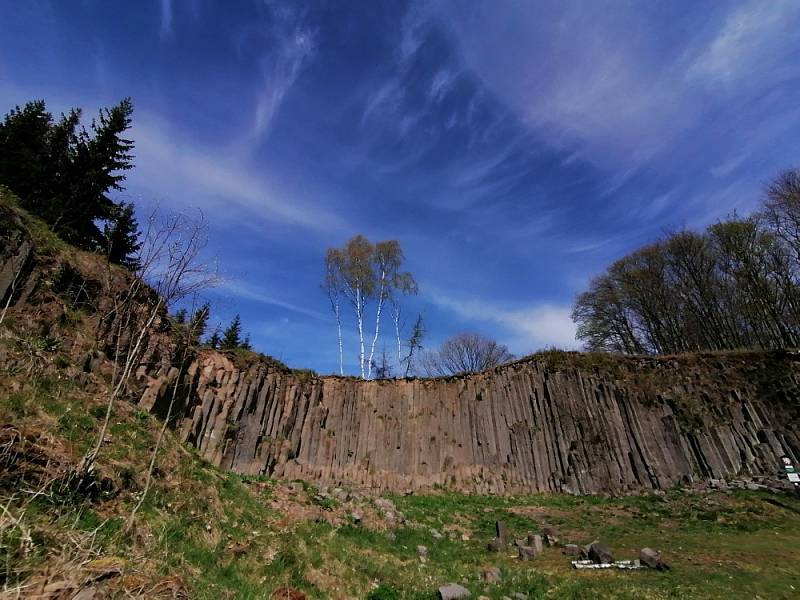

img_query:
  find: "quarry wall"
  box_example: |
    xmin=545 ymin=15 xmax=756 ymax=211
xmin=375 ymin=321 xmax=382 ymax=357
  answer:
xmin=139 ymin=349 xmax=800 ymax=494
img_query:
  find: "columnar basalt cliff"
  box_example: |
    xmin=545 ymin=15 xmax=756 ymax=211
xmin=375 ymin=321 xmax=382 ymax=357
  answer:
xmin=139 ymin=349 xmax=800 ymax=494
xmin=3 ymin=200 xmax=799 ymax=495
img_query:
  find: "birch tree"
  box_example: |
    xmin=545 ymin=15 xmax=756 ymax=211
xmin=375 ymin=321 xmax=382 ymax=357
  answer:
xmin=323 ymin=248 xmax=345 ymax=375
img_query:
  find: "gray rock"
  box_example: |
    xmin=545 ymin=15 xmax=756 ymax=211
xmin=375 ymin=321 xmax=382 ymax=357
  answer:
xmin=640 ymin=547 xmax=670 ymax=570
xmin=562 ymin=544 xmax=580 ymax=556
xmin=496 ymin=520 xmax=508 ymax=541
xmin=438 ymin=583 xmax=471 ymax=600
xmin=513 ymin=594 xmax=529 ymax=600
xmin=417 ymin=545 xmax=428 ymax=558
xmin=588 ymin=542 xmax=614 ymax=564
xmin=527 ymin=534 xmax=543 ymax=554
xmin=487 ymin=537 xmax=505 ymax=552
xmin=518 ymin=545 xmax=538 ymax=561
xmin=513 ymin=538 xmax=527 ymax=547
xmin=431 ymin=528 xmax=444 ymax=539
xmin=350 ymin=511 xmax=362 ymax=525
xmin=375 ymin=497 xmax=396 ymax=512
xmin=540 ymin=525 xmax=559 ymax=546
xmin=481 ymin=566 xmax=501 ymax=582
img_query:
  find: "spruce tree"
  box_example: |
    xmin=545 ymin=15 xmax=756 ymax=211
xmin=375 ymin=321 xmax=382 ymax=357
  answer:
xmin=221 ymin=315 xmax=242 ymax=350
xmin=173 ymin=308 xmax=188 ymax=324
xmin=207 ymin=326 xmax=222 ymax=349
xmin=190 ymin=303 xmax=211 ymax=342
xmin=239 ymin=334 xmax=252 ymax=351
xmin=104 ymin=202 xmax=141 ymax=269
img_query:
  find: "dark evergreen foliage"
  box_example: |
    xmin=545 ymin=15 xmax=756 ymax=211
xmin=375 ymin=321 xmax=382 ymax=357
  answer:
xmin=221 ymin=315 xmax=242 ymax=350
xmin=0 ymin=98 xmax=137 ymax=262
xmin=190 ymin=303 xmax=211 ymax=341
xmin=207 ymin=326 xmax=222 ymax=349
xmin=103 ymin=202 xmax=141 ymax=268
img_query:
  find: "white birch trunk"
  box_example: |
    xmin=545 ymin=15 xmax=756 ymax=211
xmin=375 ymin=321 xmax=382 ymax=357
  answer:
xmin=367 ymin=269 xmax=387 ymax=379
xmin=356 ymin=286 xmax=365 ymax=379
xmin=335 ymin=300 xmax=344 ymax=376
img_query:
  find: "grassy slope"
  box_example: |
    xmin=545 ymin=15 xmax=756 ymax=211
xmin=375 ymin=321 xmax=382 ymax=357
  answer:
xmin=3 ymin=372 xmax=800 ymax=599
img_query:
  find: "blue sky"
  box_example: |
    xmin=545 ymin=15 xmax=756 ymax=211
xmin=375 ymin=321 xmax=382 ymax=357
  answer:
xmin=2 ymin=0 xmax=799 ymax=373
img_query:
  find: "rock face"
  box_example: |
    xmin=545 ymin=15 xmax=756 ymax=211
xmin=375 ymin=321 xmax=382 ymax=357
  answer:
xmin=138 ymin=348 xmax=800 ymax=495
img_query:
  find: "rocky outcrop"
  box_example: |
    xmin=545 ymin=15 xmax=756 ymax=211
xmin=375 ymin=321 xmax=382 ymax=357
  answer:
xmin=140 ymin=349 xmax=800 ymax=495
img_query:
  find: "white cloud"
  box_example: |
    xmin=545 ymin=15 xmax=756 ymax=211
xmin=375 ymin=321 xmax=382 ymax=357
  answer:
xmin=428 ymin=290 xmax=578 ymax=352
xmin=251 ymin=7 xmax=316 ymax=140
xmin=220 ymin=280 xmax=327 ymax=320
xmin=159 ymin=0 xmax=172 ymax=38
xmin=689 ymin=0 xmax=800 ymax=85
xmin=130 ymin=116 xmax=346 ymax=232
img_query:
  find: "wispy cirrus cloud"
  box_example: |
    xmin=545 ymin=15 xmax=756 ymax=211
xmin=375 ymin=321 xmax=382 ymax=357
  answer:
xmin=428 ymin=289 xmax=578 ymax=353
xmin=219 ymin=280 xmax=327 ymax=320
xmin=251 ymin=6 xmax=316 ymax=140
xmin=159 ymin=0 xmax=172 ymax=38
xmin=689 ymin=0 xmax=800 ymax=86
xmin=130 ymin=116 xmax=346 ymax=233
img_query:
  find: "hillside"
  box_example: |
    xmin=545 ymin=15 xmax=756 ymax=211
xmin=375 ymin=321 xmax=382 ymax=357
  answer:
xmin=2 ymin=191 xmax=800 ymax=598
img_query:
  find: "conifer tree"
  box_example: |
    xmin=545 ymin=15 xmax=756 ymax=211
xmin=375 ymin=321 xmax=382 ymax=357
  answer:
xmin=207 ymin=326 xmax=222 ymax=349
xmin=173 ymin=308 xmax=188 ymax=324
xmin=221 ymin=314 xmax=242 ymax=349
xmin=190 ymin=303 xmax=211 ymax=342
xmin=239 ymin=334 xmax=252 ymax=351
xmin=104 ymin=202 xmax=141 ymax=269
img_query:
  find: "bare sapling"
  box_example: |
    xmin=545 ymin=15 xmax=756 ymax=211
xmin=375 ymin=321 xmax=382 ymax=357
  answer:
xmin=126 ymin=295 xmax=208 ymax=530
xmin=81 ymin=207 xmax=218 ymax=474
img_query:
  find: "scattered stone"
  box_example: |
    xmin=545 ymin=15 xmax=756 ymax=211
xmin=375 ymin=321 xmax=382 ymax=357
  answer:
xmin=526 ymin=534 xmax=543 ymax=554
xmin=639 ymin=547 xmax=670 ymax=570
xmin=72 ymin=587 xmax=98 ymax=600
xmin=461 ymin=533 xmax=470 ymax=541
xmin=350 ymin=512 xmax=362 ymax=525
xmin=495 ymin=521 xmax=508 ymax=542
xmin=513 ymin=538 xmax=526 ymax=547
xmin=487 ymin=537 xmax=505 ymax=552
xmin=431 ymin=528 xmax=444 ymax=539
xmin=417 ymin=545 xmax=428 ymax=558
xmin=588 ymin=542 xmax=614 ymax=564
xmin=481 ymin=566 xmax=501 ymax=583
xmin=375 ymin=498 xmax=396 ymax=512
xmin=438 ymin=583 xmax=471 ymax=600
xmin=540 ymin=525 xmax=559 ymax=546
xmin=512 ymin=594 xmax=528 ymax=600
xmin=562 ymin=544 xmax=580 ymax=556
xmin=518 ymin=545 xmax=538 ymax=561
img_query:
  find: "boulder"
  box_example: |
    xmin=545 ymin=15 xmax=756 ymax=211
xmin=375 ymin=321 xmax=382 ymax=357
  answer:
xmin=540 ymin=525 xmax=559 ymax=546
xmin=562 ymin=544 xmax=580 ymax=556
xmin=481 ymin=566 xmax=501 ymax=583
xmin=487 ymin=537 xmax=505 ymax=552
xmin=639 ymin=547 xmax=670 ymax=570
xmin=518 ymin=545 xmax=538 ymax=561
xmin=417 ymin=545 xmax=428 ymax=558
xmin=526 ymin=534 xmax=543 ymax=554
xmin=350 ymin=512 xmax=362 ymax=525
xmin=588 ymin=542 xmax=614 ymax=564
xmin=495 ymin=520 xmax=508 ymax=542
xmin=438 ymin=583 xmax=471 ymax=600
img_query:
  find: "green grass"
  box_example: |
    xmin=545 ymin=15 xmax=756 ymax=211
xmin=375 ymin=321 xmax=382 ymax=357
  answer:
xmin=2 ymin=374 xmax=800 ymax=599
